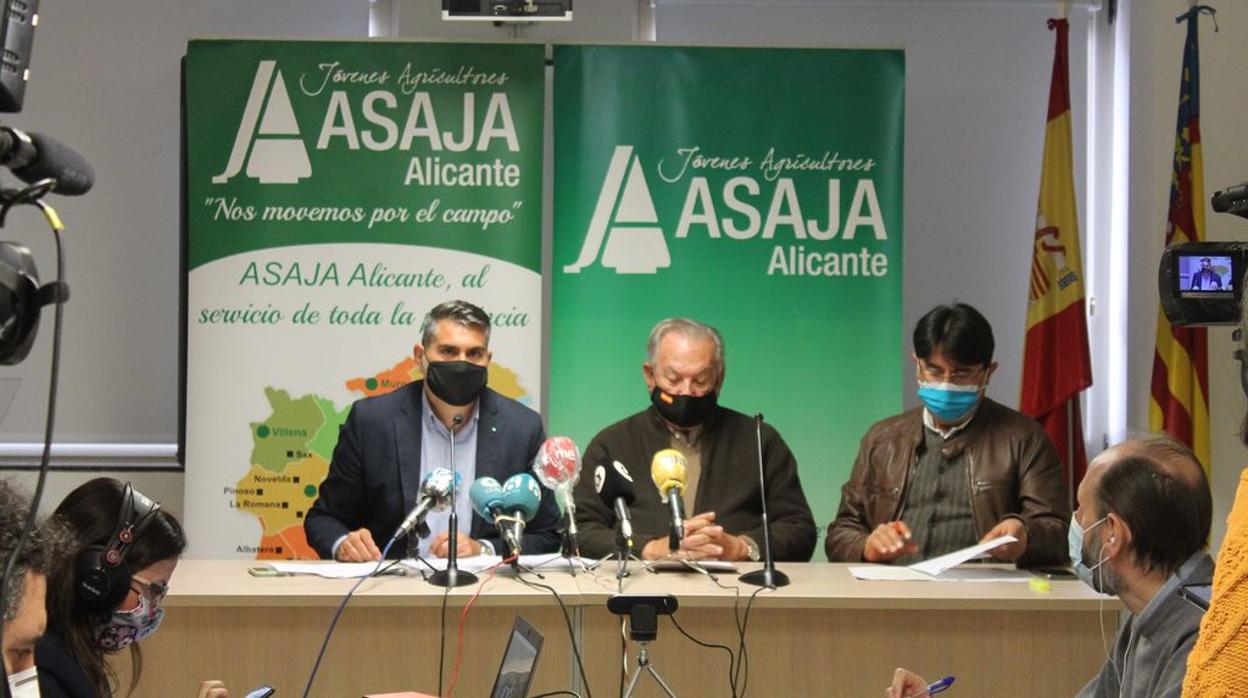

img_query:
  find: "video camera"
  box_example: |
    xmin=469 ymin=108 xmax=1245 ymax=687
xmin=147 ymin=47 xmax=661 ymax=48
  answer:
xmin=1158 ymin=183 xmax=1248 ymax=326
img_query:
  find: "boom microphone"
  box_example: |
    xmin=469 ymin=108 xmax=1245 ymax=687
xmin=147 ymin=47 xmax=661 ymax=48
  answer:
xmin=392 ymin=468 xmax=458 ymax=542
xmin=0 ymin=127 xmax=94 ymax=195
xmin=651 ymin=449 xmax=688 ymax=552
xmin=593 ymin=460 xmax=637 ymax=549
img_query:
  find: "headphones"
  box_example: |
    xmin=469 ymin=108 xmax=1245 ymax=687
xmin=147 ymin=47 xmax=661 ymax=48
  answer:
xmin=0 ymin=241 xmax=67 ymax=365
xmin=74 ymin=483 xmax=162 ymax=613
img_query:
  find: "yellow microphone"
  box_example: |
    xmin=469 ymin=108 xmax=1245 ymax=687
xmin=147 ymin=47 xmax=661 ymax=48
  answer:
xmin=651 ymin=449 xmax=688 ymax=551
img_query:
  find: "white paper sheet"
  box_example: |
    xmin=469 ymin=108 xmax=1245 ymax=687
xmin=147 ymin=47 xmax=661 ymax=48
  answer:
xmin=650 ymin=559 xmax=739 ymax=573
xmin=848 ymin=565 xmax=1036 ymax=582
xmin=909 ymin=535 xmax=1017 ymax=576
xmin=266 ymin=561 xmax=406 ymax=579
xmin=849 ymin=535 xmax=1026 ymax=582
xmin=848 ymin=566 xmax=931 ymax=581
xmin=401 ymin=553 xmax=589 ymax=575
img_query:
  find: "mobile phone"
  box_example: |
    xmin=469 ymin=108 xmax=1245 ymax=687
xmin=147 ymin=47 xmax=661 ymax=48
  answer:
xmin=247 ymin=566 xmax=290 ymax=578
xmin=244 ymin=685 xmax=275 ymax=698
xmin=1178 ymin=583 xmax=1212 ymax=611
xmin=1031 ymin=566 xmax=1078 ymax=580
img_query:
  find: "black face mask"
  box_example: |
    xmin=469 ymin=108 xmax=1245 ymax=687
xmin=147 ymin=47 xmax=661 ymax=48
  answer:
xmin=650 ymin=387 xmax=718 ymax=428
xmin=425 ymin=360 xmax=488 ymax=406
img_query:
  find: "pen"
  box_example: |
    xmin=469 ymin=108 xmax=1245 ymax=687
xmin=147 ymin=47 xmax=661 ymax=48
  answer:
xmin=908 ymin=676 xmax=955 ymax=697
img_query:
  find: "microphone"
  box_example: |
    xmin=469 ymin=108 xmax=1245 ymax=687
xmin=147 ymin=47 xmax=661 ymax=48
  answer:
xmin=593 ymin=460 xmax=637 ymax=550
xmin=470 ymin=474 xmax=541 ymax=556
xmin=738 ymin=414 xmax=790 ymax=589
xmin=469 ymin=477 xmax=505 ymax=524
xmin=392 ymin=468 xmax=458 ymax=542
xmin=0 ymin=127 xmax=95 ymax=195
xmin=651 ymin=449 xmax=688 ymax=552
xmin=532 ymin=436 xmax=582 ymax=541
xmin=429 ymin=412 xmax=475 ymax=587
xmin=499 ymin=473 xmax=542 ymax=556
xmin=533 ymin=436 xmax=581 ymax=489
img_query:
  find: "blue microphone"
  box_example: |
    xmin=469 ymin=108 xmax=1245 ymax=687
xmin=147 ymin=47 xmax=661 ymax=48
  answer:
xmin=496 ymin=474 xmax=543 ymax=556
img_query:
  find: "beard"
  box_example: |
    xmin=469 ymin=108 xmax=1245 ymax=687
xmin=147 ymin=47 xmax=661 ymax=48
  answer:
xmin=1081 ymin=535 xmax=1120 ymax=595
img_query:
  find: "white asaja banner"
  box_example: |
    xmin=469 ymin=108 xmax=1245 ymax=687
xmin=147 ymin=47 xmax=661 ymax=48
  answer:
xmin=182 ymin=243 xmax=541 ymax=558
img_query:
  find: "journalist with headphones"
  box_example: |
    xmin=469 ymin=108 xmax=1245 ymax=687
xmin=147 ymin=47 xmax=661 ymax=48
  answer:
xmin=34 ymin=478 xmax=227 ymax=698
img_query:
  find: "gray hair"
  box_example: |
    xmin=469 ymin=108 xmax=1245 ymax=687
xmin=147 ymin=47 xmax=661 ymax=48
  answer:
xmin=646 ymin=318 xmax=725 ymax=370
xmin=419 ymin=300 xmax=492 ymax=348
xmin=1 ymin=479 xmax=65 ymax=622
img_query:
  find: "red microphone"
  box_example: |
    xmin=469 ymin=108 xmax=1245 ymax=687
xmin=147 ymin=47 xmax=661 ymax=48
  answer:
xmin=532 ymin=436 xmax=582 ymax=550
xmin=533 ymin=436 xmax=581 ymax=490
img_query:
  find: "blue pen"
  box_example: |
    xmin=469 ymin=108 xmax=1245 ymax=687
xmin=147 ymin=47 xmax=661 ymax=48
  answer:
xmin=923 ymin=676 xmax=956 ymax=696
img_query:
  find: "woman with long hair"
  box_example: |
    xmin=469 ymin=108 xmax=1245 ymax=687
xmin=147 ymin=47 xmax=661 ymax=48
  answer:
xmin=35 ymin=478 xmax=227 ymax=697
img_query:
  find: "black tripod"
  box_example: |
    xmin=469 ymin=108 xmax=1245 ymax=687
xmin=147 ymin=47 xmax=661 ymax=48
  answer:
xmin=608 ymin=594 xmax=679 ymax=698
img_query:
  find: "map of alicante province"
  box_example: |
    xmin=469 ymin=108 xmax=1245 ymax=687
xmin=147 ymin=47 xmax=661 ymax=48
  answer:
xmin=232 ymin=357 xmax=529 ymax=559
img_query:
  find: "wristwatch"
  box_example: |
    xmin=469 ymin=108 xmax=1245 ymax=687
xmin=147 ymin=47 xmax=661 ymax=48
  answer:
xmin=742 ymin=536 xmax=761 ymax=562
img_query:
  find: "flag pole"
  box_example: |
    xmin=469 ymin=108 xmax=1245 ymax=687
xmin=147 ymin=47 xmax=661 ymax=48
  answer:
xmin=1066 ymin=401 xmax=1075 ymax=500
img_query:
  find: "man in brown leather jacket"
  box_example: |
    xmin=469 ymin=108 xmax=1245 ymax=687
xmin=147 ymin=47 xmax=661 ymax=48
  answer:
xmin=825 ymin=303 xmax=1069 ymax=567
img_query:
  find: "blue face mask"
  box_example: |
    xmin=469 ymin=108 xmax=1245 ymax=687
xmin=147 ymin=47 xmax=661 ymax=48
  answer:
xmin=1068 ymin=513 xmax=1109 ymax=591
xmin=916 ymin=381 xmax=982 ymax=423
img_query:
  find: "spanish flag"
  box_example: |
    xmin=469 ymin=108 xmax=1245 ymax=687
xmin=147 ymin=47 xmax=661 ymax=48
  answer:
xmin=1150 ymin=6 xmax=1214 ymax=471
xmin=1020 ymin=17 xmax=1092 ymax=500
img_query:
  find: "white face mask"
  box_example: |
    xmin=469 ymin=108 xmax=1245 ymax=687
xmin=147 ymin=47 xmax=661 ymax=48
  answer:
xmin=90 ymin=580 xmax=166 ymax=653
xmin=6 ymin=665 xmax=41 ymax=698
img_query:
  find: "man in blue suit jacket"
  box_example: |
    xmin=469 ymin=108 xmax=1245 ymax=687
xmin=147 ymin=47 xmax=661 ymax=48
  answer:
xmin=305 ymin=300 xmax=559 ymax=561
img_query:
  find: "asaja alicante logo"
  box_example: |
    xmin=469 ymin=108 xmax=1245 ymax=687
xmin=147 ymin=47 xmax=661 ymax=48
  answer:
xmin=213 ymin=60 xmax=313 ymax=185
xmin=564 ymin=143 xmax=895 ymax=278
xmin=210 ymin=58 xmax=525 ymax=190
xmin=564 ymin=145 xmax=670 ymax=275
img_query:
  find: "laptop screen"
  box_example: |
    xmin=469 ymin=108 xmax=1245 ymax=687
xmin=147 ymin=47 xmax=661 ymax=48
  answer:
xmin=490 ymin=615 xmax=544 ymax=698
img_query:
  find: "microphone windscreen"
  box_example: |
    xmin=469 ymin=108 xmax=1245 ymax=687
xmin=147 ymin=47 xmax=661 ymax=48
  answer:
xmin=469 ymin=477 xmax=504 ymax=520
xmin=421 ymin=468 xmax=459 ymax=512
xmin=651 ymin=449 xmax=688 ymax=497
xmin=500 ymin=473 xmax=542 ymax=521
xmin=593 ymin=461 xmax=637 ymax=506
xmin=532 ymin=436 xmax=581 ymax=490
xmin=14 ymin=132 xmax=94 ymax=195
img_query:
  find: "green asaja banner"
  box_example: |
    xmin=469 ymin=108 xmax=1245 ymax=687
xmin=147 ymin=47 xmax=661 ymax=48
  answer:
xmin=182 ymin=40 xmax=544 ymax=558
xmin=185 ymin=39 xmax=542 ymax=271
xmin=550 ymin=45 xmax=905 ymax=550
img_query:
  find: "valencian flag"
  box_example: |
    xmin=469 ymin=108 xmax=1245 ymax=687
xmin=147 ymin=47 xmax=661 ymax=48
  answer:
xmin=1021 ymin=17 xmax=1093 ymax=501
xmin=1150 ymin=5 xmax=1215 ymax=471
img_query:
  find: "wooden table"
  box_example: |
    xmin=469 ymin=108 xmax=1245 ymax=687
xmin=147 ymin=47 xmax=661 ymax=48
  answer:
xmin=113 ymin=560 xmax=1120 ymax=697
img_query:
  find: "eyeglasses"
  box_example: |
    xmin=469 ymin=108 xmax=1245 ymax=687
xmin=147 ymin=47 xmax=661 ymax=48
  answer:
xmin=917 ymin=361 xmax=986 ymax=384
xmin=131 ymin=575 xmax=169 ymax=604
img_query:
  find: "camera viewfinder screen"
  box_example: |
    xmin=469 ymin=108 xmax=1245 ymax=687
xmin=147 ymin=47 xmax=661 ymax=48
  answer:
xmin=1179 ymin=254 xmax=1234 ymax=298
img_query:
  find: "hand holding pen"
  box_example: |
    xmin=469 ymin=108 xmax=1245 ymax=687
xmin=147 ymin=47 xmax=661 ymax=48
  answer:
xmin=886 ymin=668 xmax=955 ymax=698
xmin=864 ymin=521 xmax=919 ymax=562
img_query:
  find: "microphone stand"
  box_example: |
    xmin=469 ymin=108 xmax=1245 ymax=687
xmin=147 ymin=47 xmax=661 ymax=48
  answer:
xmin=739 ymin=413 xmax=790 ymax=589
xmin=500 ymin=515 xmax=544 ymax=578
xmin=557 ymin=486 xmax=587 ymax=576
xmin=429 ymin=413 xmax=477 ymax=588
xmin=614 ymin=520 xmax=633 ymax=585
